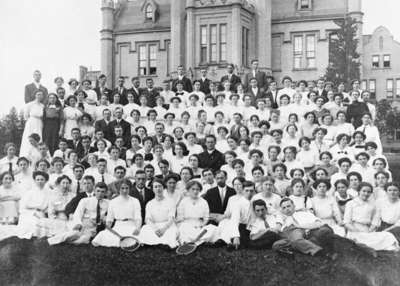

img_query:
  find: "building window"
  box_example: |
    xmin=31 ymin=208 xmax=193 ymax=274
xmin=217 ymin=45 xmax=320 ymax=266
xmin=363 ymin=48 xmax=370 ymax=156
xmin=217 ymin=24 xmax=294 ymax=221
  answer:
xmin=397 ymin=79 xmax=400 ymax=98
xmin=210 ymin=25 xmax=217 ymax=62
xmin=298 ymin=0 xmax=311 ymax=9
xmin=361 ymin=80 xmax=367 ymax=91
xmin=306 ymin=35 xmax=316 ymax=68
xmin=387 ymin=79 xmax=394 ymax=98
xmin=145 ymin=4 xmax=153 ymax=20
xmin=242 ymin=27 xmax=250 ymax=67
xmin=372 ymin=55 xmax=379 ymax=68
xmin=369 ymin=79 xmax=376 ymax=99
xmin=384 ymin=55 xmax=391 ymax=68
xmin=220 ymin=24 xmax=227 ymax=62
xmin=200 ymin=25 xmax=207 ymax=63
xmin=199 ymin=24 xmax=228 ymax=64
xmin=293 ymin=35 xmax=303 ymax=69
xmin=138 ymin=43 xmax=157 ymax=76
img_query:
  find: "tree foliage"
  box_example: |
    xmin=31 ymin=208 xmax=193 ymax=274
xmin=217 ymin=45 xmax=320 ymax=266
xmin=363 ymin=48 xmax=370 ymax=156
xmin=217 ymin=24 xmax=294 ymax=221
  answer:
xmin=376 ymin=99 xmax=400 ymax=139
xmin=325 ymin=16 xmax=361 ymax=87
xmin=0 ymin=108 xmax=25 ymax=156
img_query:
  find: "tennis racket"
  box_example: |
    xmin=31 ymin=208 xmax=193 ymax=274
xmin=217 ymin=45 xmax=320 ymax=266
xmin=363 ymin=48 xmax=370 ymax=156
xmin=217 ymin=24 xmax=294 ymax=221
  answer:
xmin=106 ymin=226 xmax=141 ymax=252
xmin=176 ymin=229 xmax=208 ymax=255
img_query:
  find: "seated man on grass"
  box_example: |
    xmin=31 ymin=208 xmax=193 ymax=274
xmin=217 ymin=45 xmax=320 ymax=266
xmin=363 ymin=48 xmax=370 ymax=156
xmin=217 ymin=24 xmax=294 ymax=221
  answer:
xmin=272 ymin=198 xmax=336 ymax=257
xmin=247 ymin=199 xmax=281 ymax=249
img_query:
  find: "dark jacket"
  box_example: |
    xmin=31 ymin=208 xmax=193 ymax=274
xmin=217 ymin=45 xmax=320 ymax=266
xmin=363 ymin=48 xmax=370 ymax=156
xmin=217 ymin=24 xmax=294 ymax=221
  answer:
xmin=94 ymin=86 xmax=112 ymax=101
xmin=24 ymin=83 xmax=48 ymax=103
xmin=197 ymin=78 xmax=211 ymax=95
xmin=220 ymin=74 xmax=242 ymax=91
xmin=64 ymin=192 xmax=87 ymax=217
xmin=172 ymin=77 xmax=193 ymax=93
xmin=198 ymin=149 xmax=225 ymax=173
xmin=111 ymin=87 xmax=129 ymax=105
xmin=127 ymin=87 xmax=142 ymax=105
xmin=244 ymin=71 xmax=269 ymax=91
xmin=140 ymin=88 xmax=159 ymax=108
xmin=94 ymin=119 xmax=113 ymax=141
xmin=203 ymin=186 xmax=236 ymax=215
xmin=109 ymin=118 xmax=131 ymax=144
xmin=130 ymin=184 xmax=154 ymax=223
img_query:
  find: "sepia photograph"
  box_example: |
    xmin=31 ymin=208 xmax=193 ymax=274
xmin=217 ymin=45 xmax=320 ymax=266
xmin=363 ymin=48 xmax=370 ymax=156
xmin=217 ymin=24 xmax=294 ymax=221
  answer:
xmin=0 ymin=0 xmax=399 ymax=285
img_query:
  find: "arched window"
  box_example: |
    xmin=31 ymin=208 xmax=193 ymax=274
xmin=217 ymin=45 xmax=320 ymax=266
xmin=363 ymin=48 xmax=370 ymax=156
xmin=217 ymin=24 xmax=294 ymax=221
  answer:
xmin=145 ymin=4 xmax=153 ymax=20
xmin=379 ymin=36 xmax=384 ymax=50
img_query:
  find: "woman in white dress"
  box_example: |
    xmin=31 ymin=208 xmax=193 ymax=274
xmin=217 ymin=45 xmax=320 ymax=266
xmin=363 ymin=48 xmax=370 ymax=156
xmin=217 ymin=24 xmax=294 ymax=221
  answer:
xmin=170 ymin=142 xmax=189 ymax=174
xmin=138 ymin=179 xmax=178 ymax=248
xmin=17 ymin=171 xmax=51 ymax=239
xmin=20 ymin=90 xmax=45 ymax=157
xmin=376 ymin=183 xmax=400 ymax=242
xmin=176 ymin=180 xmax=218 ymax=245
xmin=92 ymin=179 xmax=142 ymax=247
xmin=36 ymin=175 xmax=75 ymax=238
xmin=0 ymin=172 xmax=21 ymax=224
xmin=62 ymin=95 xmax=83 ymax=140
xmin=344 ymin=182 xmax=399 ymax=251
xmin=334 ymin=111 xmax=355 ymax=139
xmin=310 ymin=179 xmax=345 ymax=236
xmin=217 ymin=177 xmax=252 ymax=248
xmin=299 ymin=111 xmax=319 ymax=139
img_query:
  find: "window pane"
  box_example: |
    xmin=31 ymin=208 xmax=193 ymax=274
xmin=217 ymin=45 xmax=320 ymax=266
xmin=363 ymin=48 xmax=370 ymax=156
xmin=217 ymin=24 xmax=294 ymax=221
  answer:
xmin=300 ymin=0 xmax=310 ymax=9
xmin=369 ymin=80 xmax=376 ymax=92
xmin=294 ymin=56 xmax=302 ymax=69
xmin=294 ymin=36 xmax=303 ymax=53
xmin=210 ymin=44 xmax=217 ymax=62
xmin=384 ymin=55 xmax=391 ymax=68
xmin=200 ymin=26 xmax=207 ymax=63
xmin=387 ymin=79 xmax=393 ymax=90
xmin=149 ymin=45 xmax=157 ymax=75
xmin=139 ymin=45 xmax=147 ymax=75
xmin=372 ymin=55 xmax=379 ymax=68
xmin=220 ymin=24 xmax=227 ymax=62
xmin=220 ymin=44 xmax=226 ymax=62
xmin=145 ymin=5 xmax=153 ymax=19
xmin=242 ymin=27 xmax=249 ymax=66
xmin=210 ymin=25 xmax=217 ymax=44
xmin=306 ymin=35 xmax=315 ymax=68
xmin=397 ymin=79 xmax=400 ymax=98
xmin=361 ymin=80 xmax=367 ymax=91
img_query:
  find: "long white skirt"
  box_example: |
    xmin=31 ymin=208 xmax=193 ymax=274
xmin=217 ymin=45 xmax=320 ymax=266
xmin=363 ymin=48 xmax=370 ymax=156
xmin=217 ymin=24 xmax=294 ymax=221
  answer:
xmin=138 ymin=222 xmax=178 ymax=248
xmin=48 ymin=219 xmax=96 ymax=245
xmin=92 ymin=220 xmax=139 ymax=248
xmin=20 ymin=117 xmax=43 ymax=157
xmin=177 ymin=221 xmax=218 ymax=245
xmin=217 ymin=218 xmax=240 ymax=244
xmin=16 ymin=210 xmax=44 ymax=239
xmin=347 ymin=231 xmax=400 ymax=251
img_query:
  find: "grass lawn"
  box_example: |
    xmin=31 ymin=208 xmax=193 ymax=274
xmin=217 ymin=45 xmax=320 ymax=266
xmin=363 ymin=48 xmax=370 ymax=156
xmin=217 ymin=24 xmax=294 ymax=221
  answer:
xmin=0 ymin=236 xmax=399 ymax=286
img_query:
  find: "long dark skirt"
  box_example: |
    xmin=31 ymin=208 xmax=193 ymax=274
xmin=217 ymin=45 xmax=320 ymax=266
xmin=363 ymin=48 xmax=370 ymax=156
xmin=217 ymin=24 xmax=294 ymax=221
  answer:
xmin=43 ymin=118 xmax=60 ymax=155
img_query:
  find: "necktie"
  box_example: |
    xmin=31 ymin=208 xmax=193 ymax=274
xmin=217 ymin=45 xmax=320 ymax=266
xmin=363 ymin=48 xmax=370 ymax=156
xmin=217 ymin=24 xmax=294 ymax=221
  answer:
xmin=96 ymin=199 xmax=101 ymax=224
xmin=220 ymin=189 xmax=225 ymax=206
xmin=76 ymin=181 xmax=80 ymax=193
xmin=8 ymin=162 xmax=12 ymax=173
xmin=62 ymin=153 xmax=65 ymax=160
xmin=362 ymin=126 xmax=366 ymax=134
xmin=101 ymin=175 xmax=105 ymax=183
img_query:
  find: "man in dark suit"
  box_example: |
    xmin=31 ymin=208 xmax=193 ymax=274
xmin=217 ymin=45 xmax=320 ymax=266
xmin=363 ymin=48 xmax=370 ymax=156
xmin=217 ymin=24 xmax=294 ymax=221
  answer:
xmin=129 ymin=170 xmax=154 ymax=222
xmin=65 ymin=175 xmax=95 ymax=217
xmin=244 ymin=60 xmax=268 ymax=91
xmin=108 ymin=107 xmax=131 ymax=144
xmin=198 ymin=135 xmax=225 ymax=173
xmin=246 ymin=77 xmax=268 ymax=105
xmin=265 ymin=80 xmax=280 ymax=109
xmin=94 ymin=74 xmax=112 ymax=101
xmin=220 ymin=63 xmax=241 ymax=92
xmin=77 ymin=135 xmax=96 ymax=167
xmin=197 ymin=66 xmax=211 ymax=94
xmin=128 ymin=76 xmax=142 ymax=105
xmin=172 ymin=65 xmax=193 ymax=92
xmin=112 ymin=76 xmax=129 ymax=105
xmin=140 ymin=78 xmax=159 ymax=108
xmin=24 ymin=70 xmax=48 ymax=103
xmin=94 ymin=108 xmax=113 ymax=141
xmin=203 ymin=170 xmax=236 ymax=225
xmin=154 ymin=160 xmax=180 ymax=182
xmin=151 ymin=122 xmax=166 ymax=145
xmin=67 ymin=128 xmax=83 ymax=151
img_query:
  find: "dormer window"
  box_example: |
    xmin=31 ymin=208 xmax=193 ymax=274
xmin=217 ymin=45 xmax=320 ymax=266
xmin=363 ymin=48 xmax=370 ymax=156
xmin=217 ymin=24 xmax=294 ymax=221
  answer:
xmin=141 ymin=0 xmax=158 ymax=23
xmin=298 ymin=0 xmax=311 ymax=10
xmin=145 ymin=4 xmax=153 ymax=20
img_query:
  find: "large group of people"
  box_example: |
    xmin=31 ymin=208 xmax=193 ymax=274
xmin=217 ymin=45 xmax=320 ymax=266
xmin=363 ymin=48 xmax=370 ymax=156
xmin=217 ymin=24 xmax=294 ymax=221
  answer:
xmin=0 ymin=60 xmax=399 ymax=258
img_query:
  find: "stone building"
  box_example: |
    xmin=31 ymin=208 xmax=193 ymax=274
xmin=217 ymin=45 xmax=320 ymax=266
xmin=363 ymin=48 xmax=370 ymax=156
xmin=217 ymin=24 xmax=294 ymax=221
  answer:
xmin=100 ymin=0 xmax=363 ymax=87
xmin=362 ymin=26 xmax=400 ymax=101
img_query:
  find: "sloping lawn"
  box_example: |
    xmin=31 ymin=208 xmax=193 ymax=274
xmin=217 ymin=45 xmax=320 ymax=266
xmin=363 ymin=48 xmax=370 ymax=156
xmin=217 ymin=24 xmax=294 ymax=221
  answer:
xmin=0 ymin=237 xmax=399 ymax=286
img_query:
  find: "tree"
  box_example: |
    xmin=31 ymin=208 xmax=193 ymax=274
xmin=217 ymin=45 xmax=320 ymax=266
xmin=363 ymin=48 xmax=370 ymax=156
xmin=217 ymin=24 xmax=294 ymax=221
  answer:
xmin=376 ymin=99 xmax=400 ymax=141
xmin=0 ymin=107 xmax=25 ymax=156
xmin=325 ymin=16 xmax=361 ymax=87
